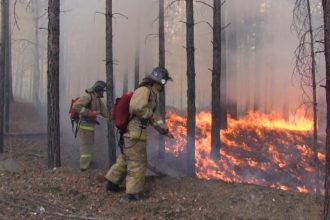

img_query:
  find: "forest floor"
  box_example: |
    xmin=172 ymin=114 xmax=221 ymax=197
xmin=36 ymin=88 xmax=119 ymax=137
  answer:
xmin=0 ymin=102 xmax=324 ymax=220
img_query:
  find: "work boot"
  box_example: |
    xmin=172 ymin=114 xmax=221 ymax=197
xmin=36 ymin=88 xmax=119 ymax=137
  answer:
xmin=127 ymin=192 xmax=149 ymax=201
xmin=106 ymin=181 xmax=121 ymax=193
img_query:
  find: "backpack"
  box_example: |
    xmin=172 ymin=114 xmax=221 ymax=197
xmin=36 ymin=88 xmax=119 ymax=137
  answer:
xmin=111 ymin=91 xmax=134 ymax=132
xmin=69 ymin=95 xmax=92 ymax=138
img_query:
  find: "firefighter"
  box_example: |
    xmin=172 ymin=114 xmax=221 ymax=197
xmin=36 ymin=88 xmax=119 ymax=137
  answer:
xmin=73 ymin=80 xmax=108 ymax=171
xmin=104 ymin=67 xmax=173 ymax=201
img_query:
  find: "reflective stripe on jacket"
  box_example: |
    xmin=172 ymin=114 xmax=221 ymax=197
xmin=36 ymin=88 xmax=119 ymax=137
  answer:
xmin=79 ymin=124 xmax=95 ymax=131
xmin=80 ymin=153 xmax=92 ymax=158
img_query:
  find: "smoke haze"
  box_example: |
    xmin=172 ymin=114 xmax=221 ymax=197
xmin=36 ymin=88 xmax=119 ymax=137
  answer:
xmin=10 ymin=0 xmax=326 ymax=168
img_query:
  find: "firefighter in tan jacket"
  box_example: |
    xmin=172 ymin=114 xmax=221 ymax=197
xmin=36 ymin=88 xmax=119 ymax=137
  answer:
xmin=73 ymin=81 xmax=108 ymax=171
xmin=105 ymin=67 xmax=173 ymax=201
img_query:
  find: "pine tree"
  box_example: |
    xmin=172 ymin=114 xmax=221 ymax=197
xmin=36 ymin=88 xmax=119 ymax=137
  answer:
xmin=106 ymin=0 xmax=116 ymax=167
xmin=47 ymin=0 xmax=61 ymax=168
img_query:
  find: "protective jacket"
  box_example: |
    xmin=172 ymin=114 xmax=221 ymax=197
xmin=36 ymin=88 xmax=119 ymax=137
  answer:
xmin=73 ymin=89 xmax=107 ymax=130
xmin=73 ymin=89 xmax=107 ymax=170
xmin=123 ymin=86 xmax=156 ymax=141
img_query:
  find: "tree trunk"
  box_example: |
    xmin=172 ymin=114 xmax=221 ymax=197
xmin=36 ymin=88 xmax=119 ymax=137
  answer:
xmin=211 ymin=0 xmax=221 ymax=160
xmin=7 ymin=1 xmax=12 ymax=103
xmin=32 ymin=0 xmax=41 ymax=107
xmin=47 ymin=0 xmax=61 ymax=168
xmin=106 ymin=0 xmax=116 ymax=167
xmin=0 ymin=0 xmax=5 ymax=153
xmin=158 ymin=0 xmax=166 ymax=158
xmin=186 ymin=0 xmax=196 ymax=176
xmin=322 ymin=0 xmax=330 ymax=218
xmin=306 ymin=0 xmax=320 ymax=194
xmin=3 ymin=0 xmax=11 ymax=133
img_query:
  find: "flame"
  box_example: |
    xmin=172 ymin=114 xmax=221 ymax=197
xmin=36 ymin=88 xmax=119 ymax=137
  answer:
xmin=165 ymin=111 xmax=324 ymax=193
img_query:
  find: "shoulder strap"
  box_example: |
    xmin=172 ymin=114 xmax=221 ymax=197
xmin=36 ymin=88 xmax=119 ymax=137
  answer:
xmin=143 ymin=85 xmax=152 ymax=101
xmin=86 ymin=93 xmax=93 ymax=109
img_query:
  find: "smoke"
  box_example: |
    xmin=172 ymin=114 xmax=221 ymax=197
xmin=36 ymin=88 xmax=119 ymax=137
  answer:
xmin=10 ymin=0 xmax=327 ymax=169
xmin=12 ymin=0 xmax=326 ymax=114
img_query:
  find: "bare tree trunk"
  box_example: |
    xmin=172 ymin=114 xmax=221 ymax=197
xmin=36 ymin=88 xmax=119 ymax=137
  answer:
xmin=220 ymin=8 xmax=227 ymax=129
xmin=158 ymin=0 xmax=166 ymax=158
xmin=306 ymin=0 xmax=320 ymax=194
xmin=6 ymin=0 xmax=13 ymax=104
xmin=186 ymin=0 xmax=196 ymax=176
xmin=32 ymin=0 xmax=41 ymax=107
xmin=0 ymin=0 xmax=5 ymax=153
xmin=106 ymin=0 xmax=116 ymax=167
xmin=322 ymin=0 xmax=330 ymax=218
xmin=3 ymin=0 xmax=11 ymax=133
xmin=211 ymin=0 xmax=221 ymax=160
xmin=47 ymin=0 xmax=61 ymax=168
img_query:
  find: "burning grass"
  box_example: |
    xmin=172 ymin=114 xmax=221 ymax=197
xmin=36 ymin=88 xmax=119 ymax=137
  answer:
xmin=164 ymin=111 xmax=324 ymax=193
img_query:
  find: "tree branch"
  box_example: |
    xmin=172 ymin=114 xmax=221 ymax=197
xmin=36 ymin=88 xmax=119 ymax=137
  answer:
xmin=60 ymin=9 xmax=73 ymax=13
xmin=38 ymin=11 xmax=48 ymax=20
xmin=145 ymin=33 xmax=158 ymax=45
xmin=14 ymin=0 xmax=21 ymax=31
xmin=113 ymin=13 xmax=128 ymax=20
xmin=195 ymin=21 xmax=213 ymax=30
xmin=221 ymin=22 xmax=231 ymax=31
xmin=196 ymin=1 xmax=213 ymax=9
xmin=25 ymin=0 xmax=32 ymax=10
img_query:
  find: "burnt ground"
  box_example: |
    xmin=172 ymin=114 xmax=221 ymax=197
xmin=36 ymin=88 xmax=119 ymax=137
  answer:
xmin=0 ymin=102 xmax=324 ymax=220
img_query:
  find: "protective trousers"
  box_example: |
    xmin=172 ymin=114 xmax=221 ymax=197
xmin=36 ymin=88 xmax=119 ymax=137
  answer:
xmin=79 ymin=129 xmax=95 ymax=170
xmin=105 ymin=138 xmax=147 ymax=194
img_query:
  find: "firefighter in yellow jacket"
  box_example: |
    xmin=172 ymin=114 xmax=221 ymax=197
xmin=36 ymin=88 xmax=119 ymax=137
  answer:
xmin=105 ymin=67 xmax=173 ymax=201
xmin=73 ymin=81 xmax=108 ymax=171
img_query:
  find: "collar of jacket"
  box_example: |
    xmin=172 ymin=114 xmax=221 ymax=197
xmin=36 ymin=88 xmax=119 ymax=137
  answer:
xmin=85 ymin=87 xmax=94 ymax=93
xmin=150 ymin=84 xmax=159 ymax=95
xmin=84 ymin=90 xmax=99 ymax=100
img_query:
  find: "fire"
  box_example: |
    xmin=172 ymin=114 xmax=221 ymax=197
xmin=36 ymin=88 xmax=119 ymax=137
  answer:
xmin=165 ymin=111 xmax=325 ymax=193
